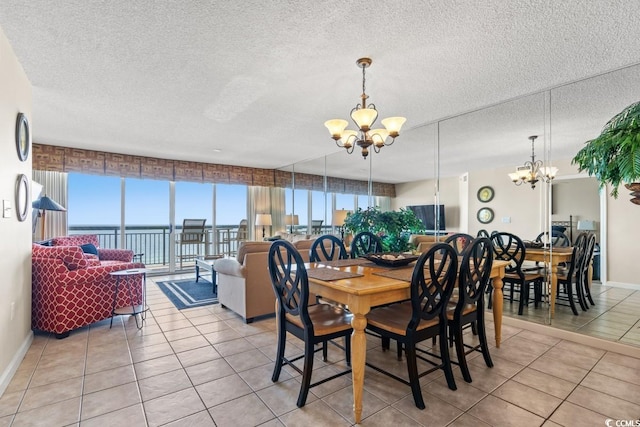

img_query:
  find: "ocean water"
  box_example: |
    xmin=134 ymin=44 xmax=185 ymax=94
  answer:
xmin=70 ymin=226 xmax=236 ymax=266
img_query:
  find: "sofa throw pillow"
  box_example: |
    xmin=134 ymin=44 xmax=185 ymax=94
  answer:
xmin=80 ymin=243 xmax=99 ymax=255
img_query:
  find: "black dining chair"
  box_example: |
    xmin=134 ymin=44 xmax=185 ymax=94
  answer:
xmin=350 ymin=231 xmax=383 ymax=258
xmin=309 ymin=234 xmax=349 ymax=306
xmin=489 ymin=232 xmax=544 ymax=315
xmin=309 ymin=234 xmax=348 ymax=262
xmin=365 ymin=243 xmax=459 ymax=409
xmin=268 ymin=240 xmax=353 ymax=407
xmin=447 ymin=236 xmax=494 ymax=383
xmin=444 ymin=233 xmax=475 ymax=256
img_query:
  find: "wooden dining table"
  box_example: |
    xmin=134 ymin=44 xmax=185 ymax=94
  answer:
xmin=306 ymin=258 xmax=508 ymax=424
xmin=524 ymin=246 xmax=573 ymax=318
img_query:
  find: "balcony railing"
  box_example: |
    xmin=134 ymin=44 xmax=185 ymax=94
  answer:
xmin=68 ymin=224 xmax=334 ymax=268
xmin=69 ymin=225 xmax=242 ymax=267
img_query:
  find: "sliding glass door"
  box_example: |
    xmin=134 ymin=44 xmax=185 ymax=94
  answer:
xmin=124 ymin=178 xmax=170 ymax=271
xmin=67 ymin=173 xmax=121 ymax=246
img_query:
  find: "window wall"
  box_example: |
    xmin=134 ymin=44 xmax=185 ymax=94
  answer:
xmin=311 ymin=190 xmax=328 ymax=232
xmin=67 ymin=173 xmax=121 ymax=246
xmin=68 ymin=172 xmax=248 ymax=271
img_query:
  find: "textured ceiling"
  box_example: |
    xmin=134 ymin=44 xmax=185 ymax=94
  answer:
xmin=1 ymin=1 xmax=640 ymax=183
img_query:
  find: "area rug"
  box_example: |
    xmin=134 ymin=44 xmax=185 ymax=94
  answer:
xmin=155 ymin=279 xmax=218 ymax=310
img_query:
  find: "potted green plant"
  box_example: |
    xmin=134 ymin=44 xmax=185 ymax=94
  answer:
xmin=572 ymin=100 xmax=640 ymax=202
xmin=343 ymin=206 xmax=425 ymax=252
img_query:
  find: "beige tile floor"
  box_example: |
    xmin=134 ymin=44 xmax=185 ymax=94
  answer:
xmin=501 ymin=282 xmax=640 ymax=347
xmin=2 ymin=274 xmax=640 ymax=427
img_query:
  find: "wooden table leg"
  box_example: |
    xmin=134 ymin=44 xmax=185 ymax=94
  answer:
xmin=492 ymin=276 xmax=504 ymax=348
xmin=350 ymin=313 xmax=367 ymax=424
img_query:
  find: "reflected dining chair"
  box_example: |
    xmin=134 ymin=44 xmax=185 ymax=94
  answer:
xmin=365 ymin=243 xmax=459 ymax=409
xmin=350 ymin=231 xmax=383 ymax=258
xmin=579 ymin=232 xmax=597 ymax=307
xmin=535 ymin=230 xmax=571 ymax=247
xmin=476 ymin=229 xmax=490 ymax=239
xmin=444 ymin=233 xmax=475 ymax=256
xmin=489 ymin=232 xmax=544 ymax=315
xmin=555 ymin=241 xmax=587 ymax=315
xmin=268 ymin=240 xmax=352 ymax=408
xmin=447 ymin=237 xmax=493 ymax=383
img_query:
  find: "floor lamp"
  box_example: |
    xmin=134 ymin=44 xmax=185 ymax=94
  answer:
xmin=332 ymin=209 xmax=351 ymax=242
xmin=32 ymin=195 xmax=66 ymax=240
xmin=255 ymin=214 xmax=272 ymax=240
xmin=284 ymin=214 xmax=299 ymax=234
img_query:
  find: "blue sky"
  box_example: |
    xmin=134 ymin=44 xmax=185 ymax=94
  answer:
xmin=68 ymin=174 xmax=248 ymax=227
xmin=68 ymin=173 xmax=367 ymax=229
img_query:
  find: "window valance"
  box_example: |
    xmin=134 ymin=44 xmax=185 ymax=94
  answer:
xmin=32 ymin=143 xmax=395 ymax=197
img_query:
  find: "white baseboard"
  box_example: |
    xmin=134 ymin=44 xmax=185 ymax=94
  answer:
xmin=501 ymin=316 xmax=640 ymax=359
xmin=0 ymin=331 xmax=33 ymax=397
xmin=603 ymin=281 xmax=640 ymax=291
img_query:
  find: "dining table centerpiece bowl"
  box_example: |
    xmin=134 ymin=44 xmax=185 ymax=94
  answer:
xmin=364 ymin=252 xmax=419 ymax=267
xmin=523 ymin=240 xmax=544 ymax=249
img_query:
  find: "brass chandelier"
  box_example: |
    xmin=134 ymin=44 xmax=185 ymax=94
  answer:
xmin=324 ymin=58 xmax=406 ymax=159
xmin=508 ymin=135 xmax=558 ymax=189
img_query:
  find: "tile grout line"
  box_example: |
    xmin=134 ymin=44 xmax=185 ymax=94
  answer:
xmin=543 ymin=348 xmax=608 ymax=423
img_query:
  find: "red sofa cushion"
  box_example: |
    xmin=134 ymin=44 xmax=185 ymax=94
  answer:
xmin=32 ymin=244 xmax=88 ymax=271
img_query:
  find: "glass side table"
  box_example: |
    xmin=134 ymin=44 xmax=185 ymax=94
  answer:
xmin=196 ymin=254 xmax=223 ymax=293
xmin=109 ymin=268 xmax=149 ymax=329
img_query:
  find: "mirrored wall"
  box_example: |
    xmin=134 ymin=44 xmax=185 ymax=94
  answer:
xmin=284 ymin=62 xmax=640 ymax=348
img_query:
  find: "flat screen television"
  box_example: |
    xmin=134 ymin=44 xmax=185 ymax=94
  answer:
xmin=408 ymin=204 xmax=446 ymax=232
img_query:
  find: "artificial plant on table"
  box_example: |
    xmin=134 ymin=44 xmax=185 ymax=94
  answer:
xmin=343 ymin=206 xmax=425 ymax=252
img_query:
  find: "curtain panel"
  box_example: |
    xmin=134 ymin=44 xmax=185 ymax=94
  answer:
xmin=32 ymin=170 xmax=68 ymax=240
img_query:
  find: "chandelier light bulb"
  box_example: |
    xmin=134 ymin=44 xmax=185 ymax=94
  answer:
xmin=370 ymin=128 xmax=389 ymax=147
xmin=381 ymin=117 xmax=407 ymax=138
xmin=324 ymin=119 xmax=348 ymax=140
xmin=351 ymin=108 xmax=378 ymax=132
xmin=341 ymin=130 xmax=358 ymax=149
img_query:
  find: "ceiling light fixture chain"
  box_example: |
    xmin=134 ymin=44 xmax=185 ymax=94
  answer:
xmin=325 ymin=57 xmax=406 ymax=159
xmin=508 ymin=135 xmax=558 ymax=189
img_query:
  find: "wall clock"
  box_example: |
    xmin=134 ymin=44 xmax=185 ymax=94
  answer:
xmin=477 ymin=207 xmax=494 ymax=224
xmin=477 ymin=186 xmax=494 ymax=203
xmin=15 ymin=112 xmax=30 ymax=162
xmin=16 ymin=174 xmax=29 ymax=222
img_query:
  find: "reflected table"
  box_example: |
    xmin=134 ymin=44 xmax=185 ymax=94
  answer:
xmin=524 ymin=247 xmax=573 ymax=318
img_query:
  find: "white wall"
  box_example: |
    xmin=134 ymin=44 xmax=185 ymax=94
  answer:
xmin=392 ymin=176 xmax=462 ymax=232
xmin=606 ymin=182 xmax=638 ymax=286
xmin=552 ymin=177 xmax=600 ymax=242
xmin=0 ymin=26 xmax=33 ymax=395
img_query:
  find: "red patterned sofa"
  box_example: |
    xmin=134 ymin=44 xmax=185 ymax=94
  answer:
xmin=51 ymin=234 xmax=134 ymax=263
xmin=32 ymin=242 xmax=144 ymax=338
